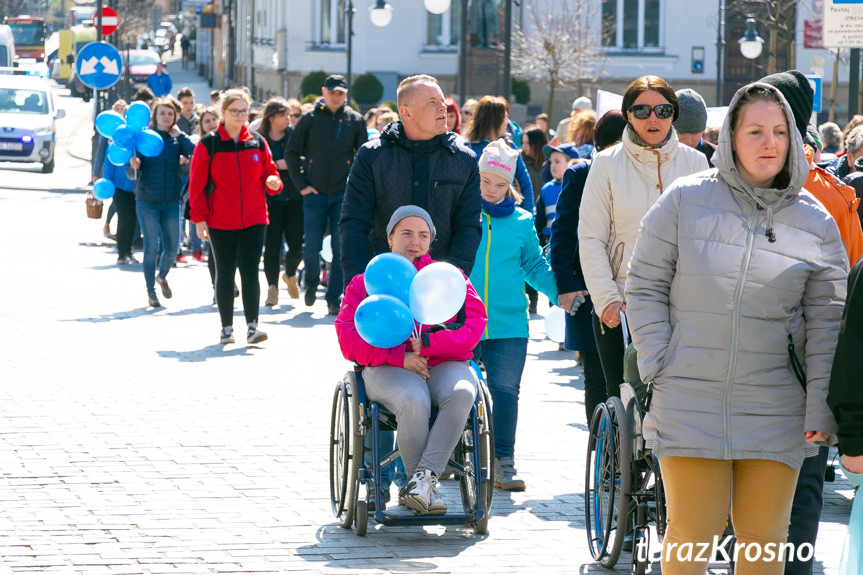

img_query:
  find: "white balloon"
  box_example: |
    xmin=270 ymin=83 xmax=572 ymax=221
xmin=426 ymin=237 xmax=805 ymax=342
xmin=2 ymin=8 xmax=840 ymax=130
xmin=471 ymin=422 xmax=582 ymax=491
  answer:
xmin=409 ymin=262 xmax=467 ymax=325
xmin=320 ymin=235 xmax=333 ymax=263
xmin=544 ymin=306 xmax=566 ymax=343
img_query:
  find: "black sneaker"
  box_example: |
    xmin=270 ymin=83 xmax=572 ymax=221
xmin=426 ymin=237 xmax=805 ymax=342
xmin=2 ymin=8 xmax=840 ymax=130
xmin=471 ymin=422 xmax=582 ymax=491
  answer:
xmin=247 ymin=326 xmax=268 ymax=344
xmin=125 ymin=255 xmax=139 ymax=264
xmin=233 ymin=282 xmax=240 ymax=298
xmin=327 ymin=301 xmax=340 ymax=315
xmin=117 ymin=256 xmax=127 ymax=265
xmin=220 ymin=328 xmax=235 ymax=344
xmin=147 ymin=292 xmax=161 ymax=308
xmin=304 ymin=289 xmax=316 ymax=307
xmin=155 ymin=275 xmax=172 ymax=299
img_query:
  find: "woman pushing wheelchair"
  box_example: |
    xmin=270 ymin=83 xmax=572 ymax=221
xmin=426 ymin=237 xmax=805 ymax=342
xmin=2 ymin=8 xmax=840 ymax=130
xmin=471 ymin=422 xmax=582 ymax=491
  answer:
xmin=335 ymin=206 xmax=487 ymax=515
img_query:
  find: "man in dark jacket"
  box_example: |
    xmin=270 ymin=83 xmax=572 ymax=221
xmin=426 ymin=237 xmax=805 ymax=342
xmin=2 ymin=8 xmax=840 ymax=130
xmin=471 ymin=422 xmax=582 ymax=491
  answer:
xmin=828 ymin=256 xmax=863 ymax=475
xmin=286 ymin=74 xmax=367 ymax=314
xmin=339 ymin=74 xmax=481 ymax=286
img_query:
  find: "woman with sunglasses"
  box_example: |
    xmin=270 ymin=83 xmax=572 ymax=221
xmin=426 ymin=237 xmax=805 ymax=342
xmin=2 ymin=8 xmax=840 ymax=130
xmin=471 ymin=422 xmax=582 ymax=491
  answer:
xmin=258 ymin=97 xmax=304 ymax=306
xmin=578 ymin=75 xmax=708 ymax=398
xmin=189 ymin=89 xmax=283 ymax=345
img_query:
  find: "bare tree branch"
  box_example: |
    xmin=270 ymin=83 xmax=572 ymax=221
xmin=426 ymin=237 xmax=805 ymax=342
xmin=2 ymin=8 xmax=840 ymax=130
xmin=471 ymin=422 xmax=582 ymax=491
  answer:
xmin=511 ymin=0 xmax=606 ymax=115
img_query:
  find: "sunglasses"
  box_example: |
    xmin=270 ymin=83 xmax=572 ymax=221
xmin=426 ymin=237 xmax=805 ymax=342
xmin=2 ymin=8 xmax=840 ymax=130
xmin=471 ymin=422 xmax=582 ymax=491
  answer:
xmin=290 ymin=113 xmax=301 ymax=118
xmin=629 ymin=103 xmax=674 ymax=120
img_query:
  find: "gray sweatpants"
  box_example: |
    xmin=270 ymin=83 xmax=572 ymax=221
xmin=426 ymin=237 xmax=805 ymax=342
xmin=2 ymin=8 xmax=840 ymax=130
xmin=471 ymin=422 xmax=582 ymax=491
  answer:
xmin=363 ymin=361 xmax=478 ymax=478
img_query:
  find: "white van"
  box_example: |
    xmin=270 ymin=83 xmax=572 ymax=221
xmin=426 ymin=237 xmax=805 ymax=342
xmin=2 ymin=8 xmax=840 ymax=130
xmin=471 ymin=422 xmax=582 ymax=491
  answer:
xmin=0 ymin=25 xmax=15 ymax=68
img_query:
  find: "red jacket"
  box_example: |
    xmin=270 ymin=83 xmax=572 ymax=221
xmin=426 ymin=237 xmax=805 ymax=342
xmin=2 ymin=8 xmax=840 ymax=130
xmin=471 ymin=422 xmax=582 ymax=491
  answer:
xmin=188 ymin=124 xmax=282 ymax=229
xmin=335 ymin=254 xmax=488 ymax=368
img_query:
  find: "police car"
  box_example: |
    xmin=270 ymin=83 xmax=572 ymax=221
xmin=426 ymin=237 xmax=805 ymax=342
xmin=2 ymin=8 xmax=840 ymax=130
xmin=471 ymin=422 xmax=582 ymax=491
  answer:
xmin=0 ymin=68 xmax=64 ymax=173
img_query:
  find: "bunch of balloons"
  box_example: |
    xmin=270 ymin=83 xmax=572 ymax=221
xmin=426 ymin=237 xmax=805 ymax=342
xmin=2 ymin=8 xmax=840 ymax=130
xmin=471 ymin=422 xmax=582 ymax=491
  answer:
xmin=354 ymin=254 xmax=467 ymax=349
xmin=95 ymin=101 xmax=165 ymax=169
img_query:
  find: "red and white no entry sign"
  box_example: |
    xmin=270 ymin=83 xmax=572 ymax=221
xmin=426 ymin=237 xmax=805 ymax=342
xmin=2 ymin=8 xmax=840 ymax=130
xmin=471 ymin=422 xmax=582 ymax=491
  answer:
xmin=97 ymin=7 xmax=119 ymax=35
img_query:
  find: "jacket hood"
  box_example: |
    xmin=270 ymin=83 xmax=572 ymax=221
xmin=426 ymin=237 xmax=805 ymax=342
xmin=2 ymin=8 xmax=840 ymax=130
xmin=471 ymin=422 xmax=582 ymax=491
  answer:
xmin=380 ymin=121 xmax=461 ymax=154
xmin=712 ymin=82 xmax=810 ymax=242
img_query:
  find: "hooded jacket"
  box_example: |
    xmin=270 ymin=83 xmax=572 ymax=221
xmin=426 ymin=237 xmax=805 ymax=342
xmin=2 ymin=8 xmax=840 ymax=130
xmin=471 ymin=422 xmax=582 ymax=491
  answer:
xmin=285 ymin=97 xmax=367 ymax=196
xmin=339 ymin=122 xmax=482 ymax=285
xmin=624 ymin=83 xmax=847 ymax=470
xmin=188 ymin=124 xmax=282 ymax=229
xmin=132 ymin=130 xmax=196 ymax=204
xmin=578 ymin=123 xmax=709 ymax=320
xmin=335 ymin=254 xmax=487 ymax=367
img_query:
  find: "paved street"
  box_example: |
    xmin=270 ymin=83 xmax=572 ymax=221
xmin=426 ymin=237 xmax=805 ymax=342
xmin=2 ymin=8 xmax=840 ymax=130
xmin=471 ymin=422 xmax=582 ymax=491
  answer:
xmin=0 ymin=63 xmax=854 ymax=575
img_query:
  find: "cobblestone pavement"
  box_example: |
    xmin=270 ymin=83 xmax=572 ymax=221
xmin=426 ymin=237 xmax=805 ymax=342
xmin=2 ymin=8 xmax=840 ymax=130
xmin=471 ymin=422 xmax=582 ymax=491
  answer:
xmin=0 ymin=54 xmax=853 ymax=573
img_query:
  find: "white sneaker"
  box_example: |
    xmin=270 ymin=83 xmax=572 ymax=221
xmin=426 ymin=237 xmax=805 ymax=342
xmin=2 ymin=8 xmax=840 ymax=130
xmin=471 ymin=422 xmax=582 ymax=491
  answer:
xmin=427 ymin=479 xmax=447 ymax=515
xmin=401 ymin=469 xmax=433 ymax=514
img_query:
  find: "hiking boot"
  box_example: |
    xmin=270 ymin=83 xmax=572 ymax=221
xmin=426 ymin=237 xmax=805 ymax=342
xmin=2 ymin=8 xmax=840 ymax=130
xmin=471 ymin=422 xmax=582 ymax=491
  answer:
xmin=265 ymin=285 xmax=278 ymax=307
xmin=494 ymin=458 xmax=526 ymax=491
xmin=247 ymin=326 xmax=268 ymax=344
xmin=401 ymin=469 xmax=435 ymax=514
xmin=283 ymin=273 xmax=300 ymax=299
xmin=220 ymin=327 xmax=235 ymax=344
xmin=147 ymin=292 xmax=161 ymax=308
xmin=155 ymin=275 xmax=172 ymax=299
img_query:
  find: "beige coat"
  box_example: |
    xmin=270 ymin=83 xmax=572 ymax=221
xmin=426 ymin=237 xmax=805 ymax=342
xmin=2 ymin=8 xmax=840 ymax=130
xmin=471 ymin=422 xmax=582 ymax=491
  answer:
xmin=578 ymin=127 xmax=708 ymax=319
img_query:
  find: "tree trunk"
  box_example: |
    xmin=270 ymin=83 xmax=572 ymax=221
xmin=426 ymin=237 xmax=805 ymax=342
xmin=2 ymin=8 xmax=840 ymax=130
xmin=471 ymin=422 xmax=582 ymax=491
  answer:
xmin=547 ymin=77 xmax=556 ymax=131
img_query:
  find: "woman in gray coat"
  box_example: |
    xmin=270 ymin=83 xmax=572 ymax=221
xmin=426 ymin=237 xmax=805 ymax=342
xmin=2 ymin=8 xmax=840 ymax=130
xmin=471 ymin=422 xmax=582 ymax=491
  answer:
xmin=625 ymin=83 xmax=846 ymax=574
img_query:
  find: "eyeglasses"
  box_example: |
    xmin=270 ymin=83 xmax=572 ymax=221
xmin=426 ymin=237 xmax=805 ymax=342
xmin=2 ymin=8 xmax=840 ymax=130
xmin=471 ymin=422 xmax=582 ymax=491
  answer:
xmin=629 ymin=103 xmax=674 ymax=120
xmin=290 ymin=113 xmax=301 ymax=118
xmin=226 ymin=108 xmax=250 ymax=117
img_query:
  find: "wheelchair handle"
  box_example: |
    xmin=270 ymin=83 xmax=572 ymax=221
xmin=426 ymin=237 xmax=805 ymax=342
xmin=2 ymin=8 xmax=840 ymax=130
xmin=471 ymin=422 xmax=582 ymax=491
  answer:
xmin=620 ymin=310 xmax=630 ymax=349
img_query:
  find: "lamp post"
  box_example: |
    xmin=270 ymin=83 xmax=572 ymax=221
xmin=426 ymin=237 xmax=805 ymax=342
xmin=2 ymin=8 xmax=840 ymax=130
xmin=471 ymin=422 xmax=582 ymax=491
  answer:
xmin=739 ymin=17 xmax=764 ymax=60
xmin=716 ymin=0 xmax=725 ymax=106
xmin=369 ymin=0 xmax=393 ymax=27
xmin=345 ymin=1 xmax=355 ymax=96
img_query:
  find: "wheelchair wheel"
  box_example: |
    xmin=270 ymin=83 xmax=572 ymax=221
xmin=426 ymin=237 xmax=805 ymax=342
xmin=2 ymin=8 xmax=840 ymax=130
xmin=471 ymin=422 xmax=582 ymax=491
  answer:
xmin=354 ymin=498 xmax=368 ymax=536
xmin=585 ymin=397 xmax=631 ymax=568
xmin=329 ymin=373 xmax=363 ymax=529
xmin=458 ymin=378 xmax=494 ymax=534
xmin=652 ymin=453 xmax=666 ymax=542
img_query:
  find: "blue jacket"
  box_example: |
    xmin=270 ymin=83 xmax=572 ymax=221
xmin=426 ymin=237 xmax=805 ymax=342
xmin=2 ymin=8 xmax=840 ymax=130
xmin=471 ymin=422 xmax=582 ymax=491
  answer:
xmin=132 ymin=130 xmax=195 ymax=203
xmin=468 ymin=139 xmax=534 ymax=216
xmin=146 ymin=72 xmax=172 ymax=97
xmin=339 ymin=121 xmax=481 ymax=286
xmin=469 ymin=206 xmax=558 ymax=340
xmin=103 ymin=148 xmax=135 ymax=192
xmin=535 ymin=178 xmax=562 ymax=240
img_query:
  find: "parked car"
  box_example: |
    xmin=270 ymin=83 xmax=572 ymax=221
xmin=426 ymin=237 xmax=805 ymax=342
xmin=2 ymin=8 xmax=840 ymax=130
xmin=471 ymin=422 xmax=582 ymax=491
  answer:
xmin=0 ymin=69 xmax=65 ymax=173
xmin=119 ymin=49 xmax=161 ymax=89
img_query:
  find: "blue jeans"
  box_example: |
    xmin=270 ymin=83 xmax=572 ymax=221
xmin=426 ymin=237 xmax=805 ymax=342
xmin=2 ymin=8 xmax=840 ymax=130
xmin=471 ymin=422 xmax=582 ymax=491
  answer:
xmin=136 ymin=200 xmax=180 ymax=295
xmin=302 ymin=192 xmax=343 ymax=305
xmin=473 ymin=338 xmax=528 ymax=459
xmin=785 ymin=446 xmax=829 ymax=575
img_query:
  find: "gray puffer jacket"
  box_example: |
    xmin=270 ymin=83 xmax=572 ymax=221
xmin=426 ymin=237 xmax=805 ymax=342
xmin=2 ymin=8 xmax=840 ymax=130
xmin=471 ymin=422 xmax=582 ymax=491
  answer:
xmin=624 ymin=82 xmax=847 ymax=470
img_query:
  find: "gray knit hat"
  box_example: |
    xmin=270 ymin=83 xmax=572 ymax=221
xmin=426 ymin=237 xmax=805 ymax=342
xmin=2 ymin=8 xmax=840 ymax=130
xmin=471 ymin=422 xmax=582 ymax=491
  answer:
xmin=673 ymin=89 xmax=708 ymax=134
xmin=386 ymin=205 xmax=436 ymax=241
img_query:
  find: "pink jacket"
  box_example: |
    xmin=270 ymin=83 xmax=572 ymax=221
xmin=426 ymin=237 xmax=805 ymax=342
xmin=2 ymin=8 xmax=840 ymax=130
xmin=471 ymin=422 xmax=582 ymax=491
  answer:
xmin=335 ymin=254 xmax=488 ymax=367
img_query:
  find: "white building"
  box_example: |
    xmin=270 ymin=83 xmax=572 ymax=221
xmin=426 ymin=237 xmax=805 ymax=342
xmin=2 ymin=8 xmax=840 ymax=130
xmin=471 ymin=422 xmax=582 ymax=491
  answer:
xmin=214 ymin=0 xmax=857 ymax=127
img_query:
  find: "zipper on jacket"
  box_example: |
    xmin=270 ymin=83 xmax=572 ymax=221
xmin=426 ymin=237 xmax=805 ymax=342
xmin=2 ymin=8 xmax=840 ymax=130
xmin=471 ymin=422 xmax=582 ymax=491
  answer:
xmin=235 ymin=139 xmax=245 ymax=228
xmin=722 ymin=207 xmax=758 ymax=458
xmin=483 ymin=212 xmax=491 ymax=340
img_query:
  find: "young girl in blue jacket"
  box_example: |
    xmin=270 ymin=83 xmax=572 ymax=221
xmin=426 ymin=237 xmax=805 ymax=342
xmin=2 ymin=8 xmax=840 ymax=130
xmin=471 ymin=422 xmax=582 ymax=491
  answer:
xmin=469 ymin=139 xmax=559 ymax=491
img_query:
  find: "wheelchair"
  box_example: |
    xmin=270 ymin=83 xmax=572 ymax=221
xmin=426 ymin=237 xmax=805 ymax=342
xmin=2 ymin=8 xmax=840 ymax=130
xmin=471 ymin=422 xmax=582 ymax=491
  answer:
xmin=585 ymin=313 xmax=666 ymax=574
xmin=329 ymin=361 xmax=494 ymax=536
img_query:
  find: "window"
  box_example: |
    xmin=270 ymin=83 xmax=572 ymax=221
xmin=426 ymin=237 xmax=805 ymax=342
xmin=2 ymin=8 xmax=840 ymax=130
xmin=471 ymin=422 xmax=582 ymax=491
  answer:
xmin=602 ymin=0 xmax=663 ymax=51
xmin=426 ymin=4 xmax=460 ymax=50
xmin=319 ymin=0 xmax=347 ymax=45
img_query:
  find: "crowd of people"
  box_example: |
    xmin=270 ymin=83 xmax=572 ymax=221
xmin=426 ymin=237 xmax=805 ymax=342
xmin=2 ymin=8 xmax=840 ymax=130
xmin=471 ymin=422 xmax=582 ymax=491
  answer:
xmin=90 ymin=68 xmax=863 ymax=573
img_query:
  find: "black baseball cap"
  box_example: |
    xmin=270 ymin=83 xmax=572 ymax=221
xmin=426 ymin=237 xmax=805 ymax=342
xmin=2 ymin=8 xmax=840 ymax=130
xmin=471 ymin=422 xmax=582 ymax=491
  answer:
xmin=324 ymin=75 xmax=348 ymax=92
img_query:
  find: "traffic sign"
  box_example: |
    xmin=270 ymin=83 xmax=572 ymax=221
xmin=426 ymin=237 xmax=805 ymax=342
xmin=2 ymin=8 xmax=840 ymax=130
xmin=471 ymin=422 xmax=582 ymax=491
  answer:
xmin=823 ymin=0 xmax=863 ymax=47
xmin=807 ymin=75 xmax=823 ymax=114
xmin=97 ymin=7 xmax=119 ymax=35
xmin=75 ymin=41 xmax=123 ymax=90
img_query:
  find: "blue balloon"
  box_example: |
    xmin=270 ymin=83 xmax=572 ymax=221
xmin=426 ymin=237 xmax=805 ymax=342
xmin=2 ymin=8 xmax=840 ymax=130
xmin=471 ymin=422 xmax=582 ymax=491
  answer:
xmin=354 ymin=294 xmax=414 ymax=349
xmin=364 ymin=253 xmax=418 ymax=305
xmin=125 ymin=101 xmax=151 ymax=130
xmin=112 ymin=125 xmax=137 ymax=150
xmin=107 ymin=143 xmax=134 ymax=166
xmin=93 ymin=178 xmax=115 ymax=200
xmin=95 ymin=110 xmax=125 ymax=139
xmin=135 ymin=129 xmax=164 ymax=158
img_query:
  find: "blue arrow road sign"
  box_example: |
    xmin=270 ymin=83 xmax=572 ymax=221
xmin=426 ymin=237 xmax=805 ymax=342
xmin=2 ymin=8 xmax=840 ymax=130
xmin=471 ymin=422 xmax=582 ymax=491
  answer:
xmin=75 ymin=41 xmax=123 ymax=90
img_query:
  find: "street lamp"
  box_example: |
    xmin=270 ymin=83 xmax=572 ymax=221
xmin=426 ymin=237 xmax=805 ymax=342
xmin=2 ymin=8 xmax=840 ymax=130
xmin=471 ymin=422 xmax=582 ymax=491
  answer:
xmin=369 ymin=0 xmax=393 ymax=27
xmin=739 ymin=17 xmax=764 ymax=60
xmin=424 ymin=0 xmax=451 ymax=14
xmin=346 ymin=1 xmax=356 ymax=95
